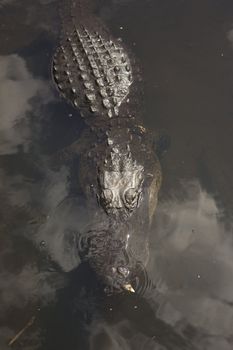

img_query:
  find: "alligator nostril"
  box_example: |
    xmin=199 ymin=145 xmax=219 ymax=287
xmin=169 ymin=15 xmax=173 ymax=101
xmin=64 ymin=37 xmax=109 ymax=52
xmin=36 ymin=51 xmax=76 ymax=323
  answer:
xmin=114 ymin=195 xmax=123 ymax=209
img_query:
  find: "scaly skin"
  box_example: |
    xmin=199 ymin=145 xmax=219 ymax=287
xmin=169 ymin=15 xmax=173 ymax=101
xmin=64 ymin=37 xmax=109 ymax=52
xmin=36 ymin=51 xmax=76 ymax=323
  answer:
xmin=51 ymin=0 xmax=162 ymax=292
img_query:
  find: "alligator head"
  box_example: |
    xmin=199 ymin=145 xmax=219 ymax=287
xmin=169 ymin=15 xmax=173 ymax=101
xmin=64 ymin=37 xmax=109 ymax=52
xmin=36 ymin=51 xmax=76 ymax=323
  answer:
xmin=97 ymin=144 xmax=144 ymax=218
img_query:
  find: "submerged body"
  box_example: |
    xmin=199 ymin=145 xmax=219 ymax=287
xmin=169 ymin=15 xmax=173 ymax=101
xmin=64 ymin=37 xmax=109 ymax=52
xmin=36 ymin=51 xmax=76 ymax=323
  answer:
xmin=51 ymin=0 xmax=162 ymax=291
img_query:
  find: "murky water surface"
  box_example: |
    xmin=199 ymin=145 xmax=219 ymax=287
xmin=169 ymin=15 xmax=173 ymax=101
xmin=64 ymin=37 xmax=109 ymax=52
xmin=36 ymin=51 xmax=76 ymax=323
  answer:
xmin=1 ymin=0 xmax=233 ymax=349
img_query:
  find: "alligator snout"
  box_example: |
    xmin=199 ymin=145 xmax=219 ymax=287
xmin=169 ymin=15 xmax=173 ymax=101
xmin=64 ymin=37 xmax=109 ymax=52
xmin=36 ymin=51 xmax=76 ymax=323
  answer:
xmin=79 ymin=228 xmax=136 ymax=292
xmin=103 ymin=265 xmax=135 ymax=294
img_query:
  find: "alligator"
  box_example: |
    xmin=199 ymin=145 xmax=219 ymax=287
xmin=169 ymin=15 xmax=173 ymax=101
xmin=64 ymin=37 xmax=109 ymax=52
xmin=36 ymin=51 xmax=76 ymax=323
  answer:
xmin=51 ymin=0 xmax=162 ymax=292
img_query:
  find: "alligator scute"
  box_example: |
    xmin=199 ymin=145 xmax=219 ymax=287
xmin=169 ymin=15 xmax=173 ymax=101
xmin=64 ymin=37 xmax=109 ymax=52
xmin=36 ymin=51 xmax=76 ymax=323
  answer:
xmin=53 ymin=26 xmax=133 ymax=119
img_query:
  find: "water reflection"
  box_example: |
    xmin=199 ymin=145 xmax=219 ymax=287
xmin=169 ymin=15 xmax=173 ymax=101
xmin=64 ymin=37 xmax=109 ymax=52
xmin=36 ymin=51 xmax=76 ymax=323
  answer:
xmin=88 ymin=320 xmax=159 ymax=350
xmin=0 ymin=265 xmax=64 ymax=313
xmin=1 ymin=0 xmax=233 ymax=349
xmin=148 ymin=180 xmax=233 ymax=348
xmin=67 ymin=180 xmax=233 ymax=350
xmin=227 ymin=27 xmax=233 ymax=47
xmin=0 ymin=0 xmax=14 ymax=8
xmin=0 ymin=54 xmax=51 ymax=155
xmin=0 ymin=52 xmax=62 ymax=347
xmin=1 ymin=179 xmax=230 ymax=349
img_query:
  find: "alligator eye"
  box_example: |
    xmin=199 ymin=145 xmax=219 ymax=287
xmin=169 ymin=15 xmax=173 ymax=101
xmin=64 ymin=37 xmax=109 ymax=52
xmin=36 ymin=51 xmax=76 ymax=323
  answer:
xmin=101 ymin=189 xmax=113 ymax=204
xmin=124 ymin=188 xmax=137 ymax=205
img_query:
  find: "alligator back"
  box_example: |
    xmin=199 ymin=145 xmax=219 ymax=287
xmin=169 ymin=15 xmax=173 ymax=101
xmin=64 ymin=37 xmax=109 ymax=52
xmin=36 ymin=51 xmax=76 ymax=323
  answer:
xmin=53 ymin=0 xmax=134 ymax=120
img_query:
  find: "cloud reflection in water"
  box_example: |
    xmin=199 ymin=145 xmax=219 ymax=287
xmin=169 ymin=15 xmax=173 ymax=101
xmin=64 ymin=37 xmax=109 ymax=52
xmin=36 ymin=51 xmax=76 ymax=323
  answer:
xmin=0 ymin=54 xmax=51 ymax=155
xmin=0 ymin=51 xmax=233 ymax=350
xmin=147 ymin=180 xmax=233 ymax=347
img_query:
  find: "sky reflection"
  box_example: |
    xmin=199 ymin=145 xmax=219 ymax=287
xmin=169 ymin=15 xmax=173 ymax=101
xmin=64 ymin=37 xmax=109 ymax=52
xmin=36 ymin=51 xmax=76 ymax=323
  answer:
xmin=1 ymin=1 xmax=233 ymax=349
xmin=147 ymin=180 xmax=233 ymax=348
xmin=0 ymin=54 xmax=51 ymax=155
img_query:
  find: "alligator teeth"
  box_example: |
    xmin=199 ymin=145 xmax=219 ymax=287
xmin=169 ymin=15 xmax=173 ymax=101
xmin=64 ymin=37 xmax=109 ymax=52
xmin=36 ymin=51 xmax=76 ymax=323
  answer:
xmin=123 ymin=284 xmax=135 ymax=293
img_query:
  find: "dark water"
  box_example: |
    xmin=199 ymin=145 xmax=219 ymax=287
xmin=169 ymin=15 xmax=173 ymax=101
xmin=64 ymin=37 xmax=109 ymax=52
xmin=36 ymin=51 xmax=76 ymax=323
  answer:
xmin=1 ymin=0 xmax=233 ymax=349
